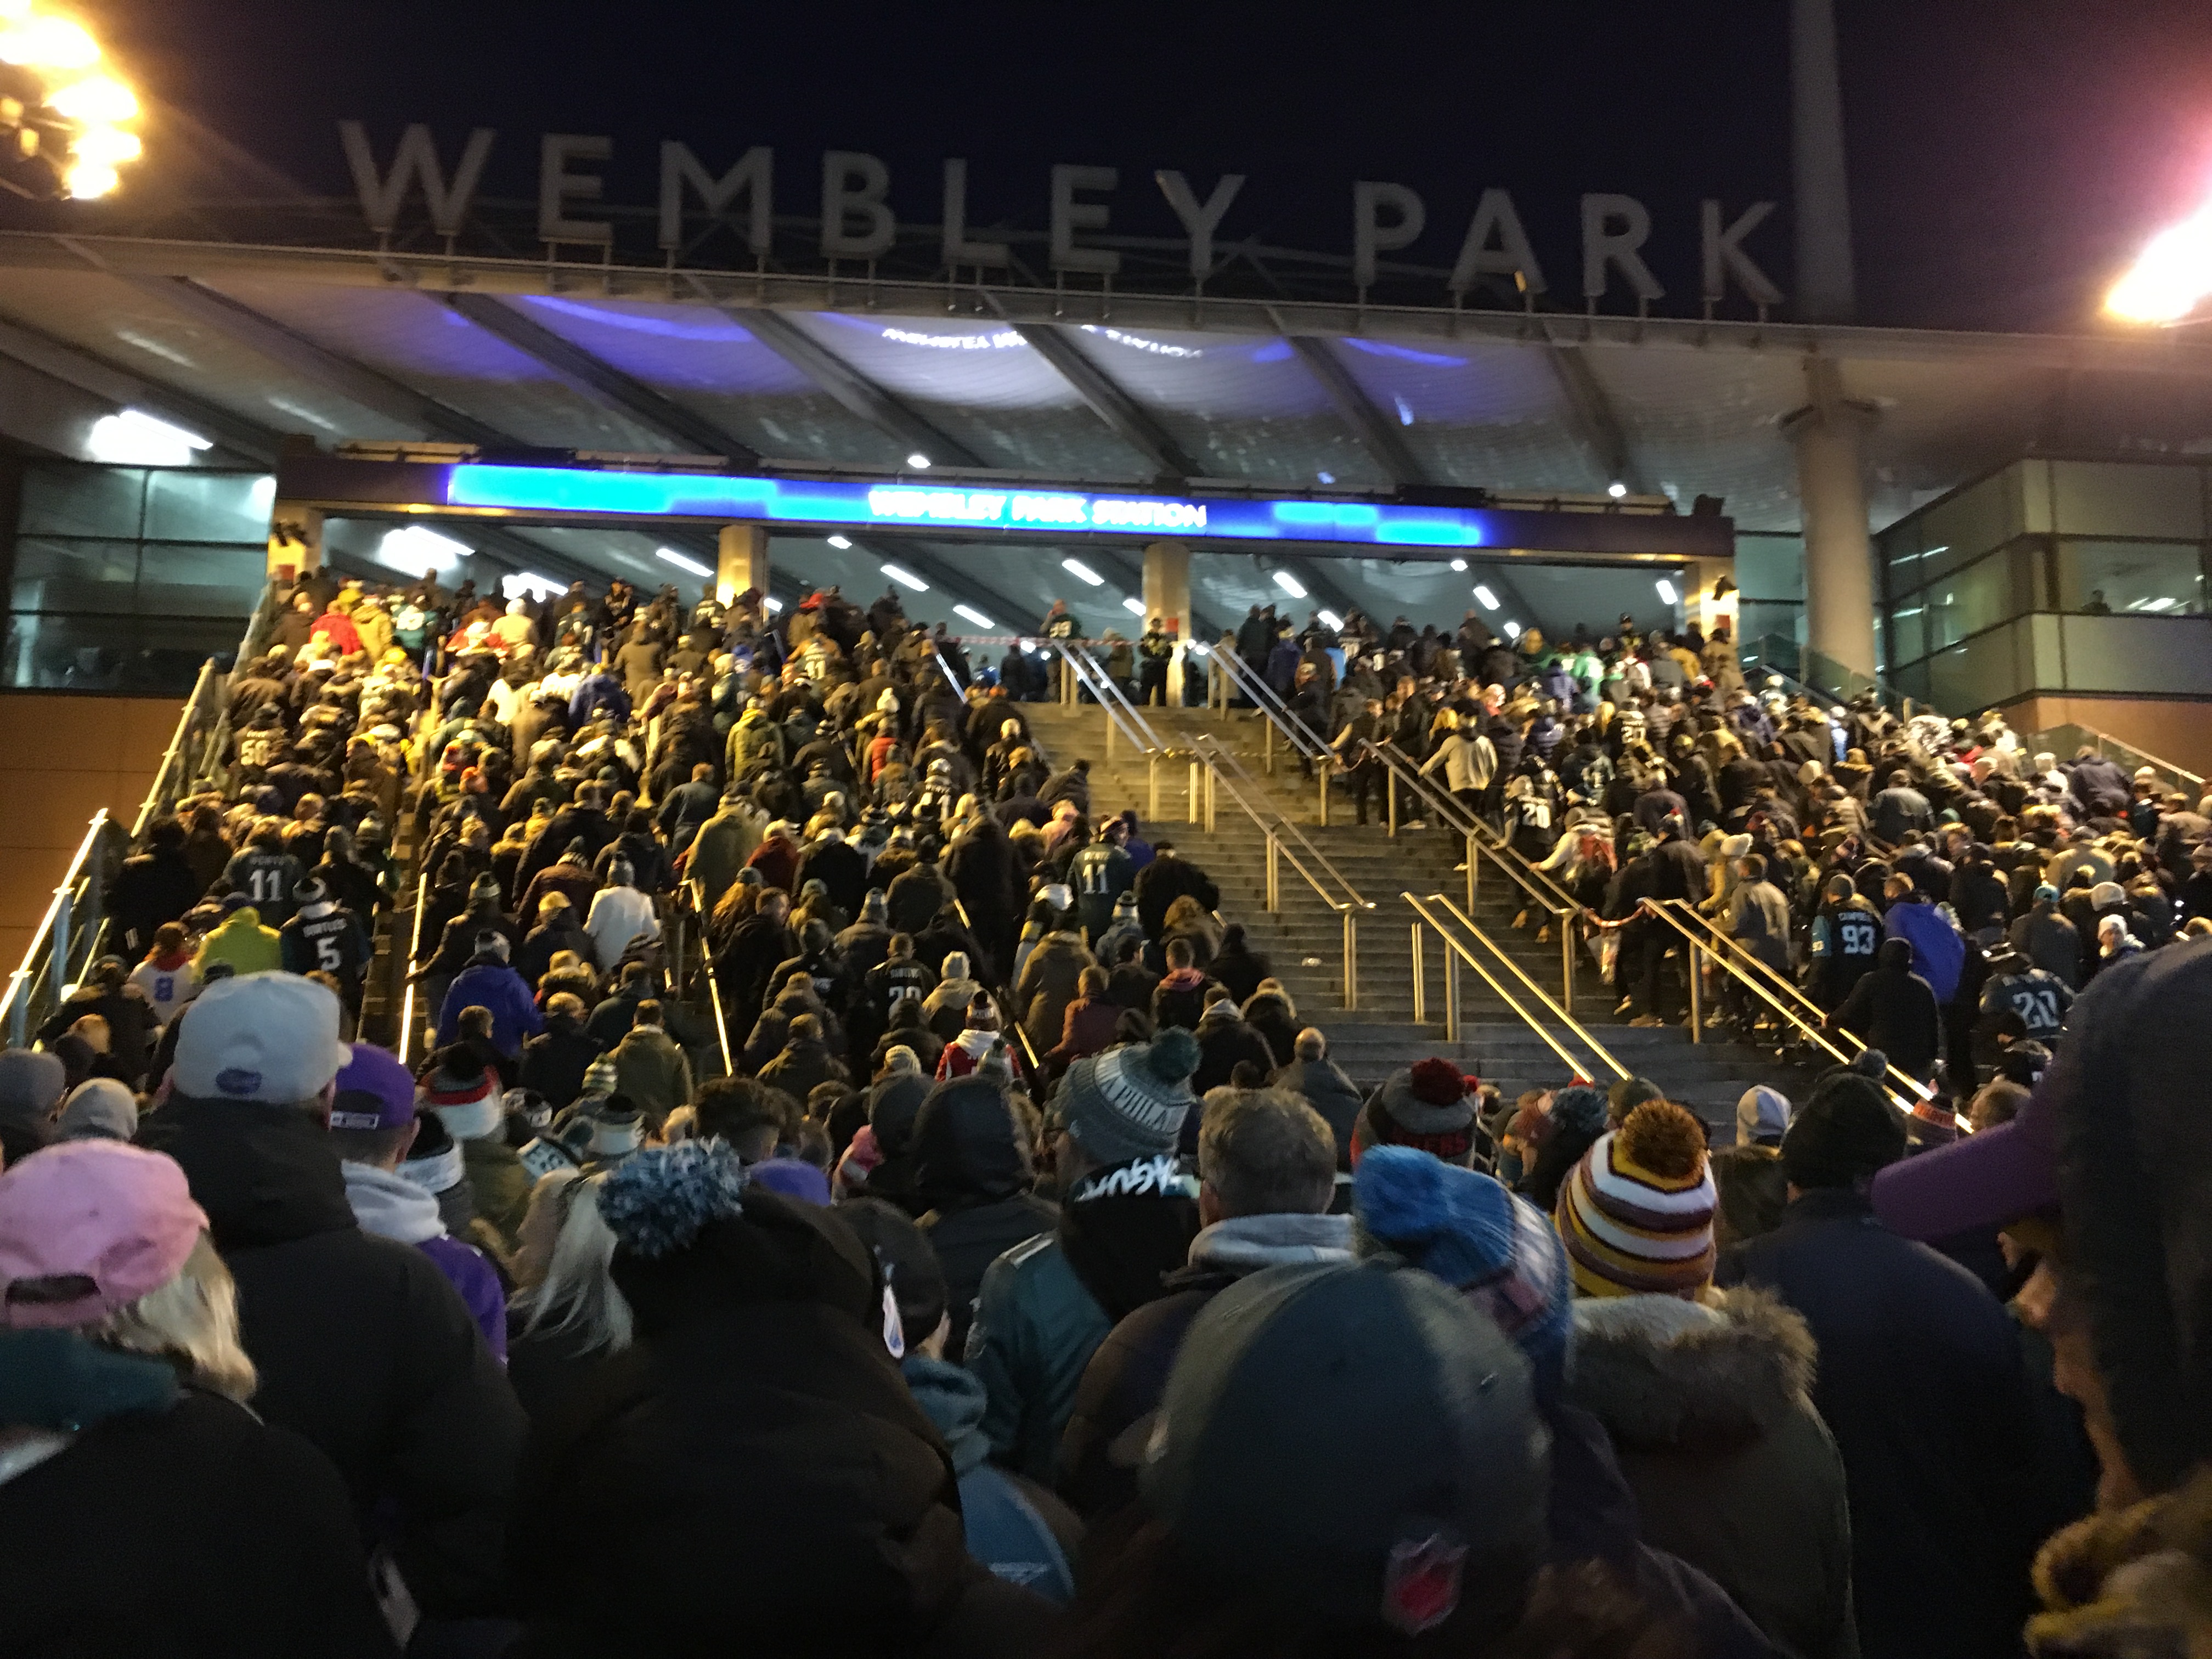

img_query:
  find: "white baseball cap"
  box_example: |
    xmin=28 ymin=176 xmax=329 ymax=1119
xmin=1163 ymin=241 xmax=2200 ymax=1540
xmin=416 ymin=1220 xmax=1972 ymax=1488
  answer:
xmin=171 ymin=972 xmax=351 ymax=1105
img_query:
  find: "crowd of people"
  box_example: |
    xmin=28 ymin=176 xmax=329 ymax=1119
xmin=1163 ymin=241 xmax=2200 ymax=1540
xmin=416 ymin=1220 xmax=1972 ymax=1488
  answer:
xmin=0 ymin=565 xmax=2203 ymax=1659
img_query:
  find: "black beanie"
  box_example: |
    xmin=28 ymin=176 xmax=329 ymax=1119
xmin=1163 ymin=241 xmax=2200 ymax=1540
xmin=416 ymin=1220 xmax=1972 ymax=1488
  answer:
xmin=1782 ymin=1069 xmax=1907 ymax=1191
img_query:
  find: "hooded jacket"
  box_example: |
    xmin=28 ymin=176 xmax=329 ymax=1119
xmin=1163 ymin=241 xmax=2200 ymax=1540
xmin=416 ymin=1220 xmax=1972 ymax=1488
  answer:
xmin=900 ymin=1356 xmax=1079 ymax=1605
xmin=1271 ymin=1057 xmax=1365 ymax=1169
xmin=1057 ymin=1212 xmax=1353 ymax=1519
xmin=136 ymin=1094 xmax=525 ymax=1618
xmin=341 ymin=1160 xmax=509 ymax=1361
xmin=519 ymin=1013 xmax=605 ymax=1110
xmin=509 ymin=1189 xmax=1051 ymax=1658
xmin=1190 ymin=1002 xmax=1277 ymax=1103
xmin=0 ymin=1330 xmax=397 ymax=1658
xmin=1566 ymin=1290 xmax=1856 ymax=1659
xmin=1833 ymin=939 xmax=1943 ymax=1076
xmin=912 ymin=1076 xmax=1058 ymax=1357
xmin=612 ymin=1023 xmax=693 ymax=1128
xmin=1012 ymin=930 xmax=1093 ymax=1053
xmin=194 ymin=906 xmax=281 ymax=978
xmin=437 ymin=957 xmax=545 ymax=1056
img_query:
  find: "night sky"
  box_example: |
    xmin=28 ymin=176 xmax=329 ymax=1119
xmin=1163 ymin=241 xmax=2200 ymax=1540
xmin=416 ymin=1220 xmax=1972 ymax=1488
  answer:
xmin=69 ymin=0 xmax=2212 ymax=332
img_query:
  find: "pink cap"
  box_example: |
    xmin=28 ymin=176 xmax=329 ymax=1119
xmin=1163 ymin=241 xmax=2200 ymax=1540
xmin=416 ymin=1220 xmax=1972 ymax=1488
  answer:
xmin=0 ymin=1141 xmax=207 ymax=1329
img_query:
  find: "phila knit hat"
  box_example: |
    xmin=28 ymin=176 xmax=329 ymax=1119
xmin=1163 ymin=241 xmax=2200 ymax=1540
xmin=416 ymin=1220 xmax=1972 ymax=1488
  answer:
xmin=1058 ymin=1026 xmax=1200 ymax=1166
xmin=1352 ymin=1059 xmax=1477 ymax=1166
xmin=1557 ymin=1101 xmax=1717 ymax=1299
xmin=1141 ymin=1259 xmax=1548 ymax=1639
xmin=1352 ymin=1146 xmax=1573 ymax=1397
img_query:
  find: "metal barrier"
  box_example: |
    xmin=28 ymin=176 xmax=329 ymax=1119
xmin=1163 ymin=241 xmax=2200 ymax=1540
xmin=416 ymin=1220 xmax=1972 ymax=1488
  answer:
xmin=1 ymin=811 xmax=131 ymax=1048
xmin=2028 ymin=721 xmax=2204 ymax=797
xmin=1402 ymin=893 xmax=1619 ymax=1082
xmin=1203 ymin=641 xmax=1342 ymax=822
xmin=1189 ymin=735 xmax=1372 ymax=1009
xmin=1047 ymin=640 xmax=1178 ymax=822
xmin=951 ymin=896 xmax=1045 ymax=1076
xmin=685 ymin=879 xmax=735 ymax=1078
xmin=396 ymin=868 xmax=433 ymax=1067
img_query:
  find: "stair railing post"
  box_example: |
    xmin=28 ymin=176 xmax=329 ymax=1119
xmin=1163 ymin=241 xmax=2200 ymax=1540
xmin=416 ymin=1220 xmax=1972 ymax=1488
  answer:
xmin=1265 ymin=832 xmax=1280 ymax=912
xmin=1466 ymin=846 xmax=1478 ymax=914
xmin=50 ymin=884 xmax=72 ymax=1007
xmin=1341 ymin=909 xmax=1358 ymax=1011
xmin=1187 ymin=759 xmax=1201 ymax=823
xmin=1686 ymin=941 xmax=1703 ymax=1043
xmin=1410 ymin=924 xmax=1426 ymax=1024
xmin=1443 ymin=948 xmax=1461 ymax=1043
xmin=1148 ymin=755 xmax=1161 ymax=821
xmin=1559 ymin=911 xmax=1574 ymax=1014
xmin=1317 ymin=760 xmax=1329 ymax=827
xmin=1386 ymin=766 xmax=1397 ymax=838
xmin=1205 ymin=764 xmax=1217 ymax=834
xmin=1262 ymin=717 xmax=1274 ymax=774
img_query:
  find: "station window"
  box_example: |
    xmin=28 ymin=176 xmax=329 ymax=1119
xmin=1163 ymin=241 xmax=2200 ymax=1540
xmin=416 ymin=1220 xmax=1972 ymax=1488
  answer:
xmin=2054 ymin=539 xmax=2206 ymax=617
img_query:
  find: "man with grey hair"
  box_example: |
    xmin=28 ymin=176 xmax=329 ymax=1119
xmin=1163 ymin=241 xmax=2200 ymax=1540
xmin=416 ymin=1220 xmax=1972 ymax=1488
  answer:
xmin=1268 ymin=1027 xmax=1364 ymax=1171
xmin=1056 ymin=1088 xmax=1351 ymax=1518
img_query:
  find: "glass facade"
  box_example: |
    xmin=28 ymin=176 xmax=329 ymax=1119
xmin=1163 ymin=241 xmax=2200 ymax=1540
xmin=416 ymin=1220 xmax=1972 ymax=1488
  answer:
xmin=3 ymin=462 xmax=272 ymax=693
xmin=1877 ymin=457 xmax=2212 ymax=711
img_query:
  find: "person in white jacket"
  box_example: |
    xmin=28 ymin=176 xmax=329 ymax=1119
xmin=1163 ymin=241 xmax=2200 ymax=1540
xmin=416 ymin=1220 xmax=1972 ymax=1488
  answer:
xmin=583 ymin=859 xmax=661 ymax=973
xmin=1418 ymin=712 xmax=1499 ymax=867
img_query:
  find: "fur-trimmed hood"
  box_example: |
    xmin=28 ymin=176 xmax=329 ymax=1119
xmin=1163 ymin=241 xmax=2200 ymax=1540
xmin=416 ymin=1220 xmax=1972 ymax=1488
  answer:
xmin=1565 ymin=1286 xmax=1816 ymax=1452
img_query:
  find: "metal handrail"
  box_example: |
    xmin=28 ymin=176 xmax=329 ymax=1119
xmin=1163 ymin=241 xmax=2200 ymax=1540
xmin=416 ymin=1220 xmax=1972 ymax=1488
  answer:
xmin=1205 ymin=634 xmax=1332 ymax=762
xmin=131 ymin=658 xmax=221 ymax=838
xmin=686 ymin=878 xmax=735 ymax=1078
xmin=1402 ymin=892 xmax=1601 ymax=1082
xmin=1190 ymin=732 xmax=1372 ymax=910
xmin=397 ymin=867 xmax=432 ymax=1066
xmin=951 ymin=895 xmax=1043 ymax=1075
xmin=2028 ymin=721 xmax=2205 ymax=793
xmin=1050 ymin=639 xmax=1162 ymax=758
xmin=1423 ymin=892 xmax=1626 ymax=1080
xmin=1368 ymin=737 xmax=1588 ymax=916
xmin=1 ymin=810 xmax=123 ymax=1047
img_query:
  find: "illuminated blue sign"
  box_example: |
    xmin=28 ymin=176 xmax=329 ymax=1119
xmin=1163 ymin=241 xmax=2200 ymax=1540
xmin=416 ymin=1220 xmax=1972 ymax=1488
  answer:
xmin=427 ymin=462 xmax=1730 ymax=561
xmin=446 ymin=464 xmax=1494 ymax=550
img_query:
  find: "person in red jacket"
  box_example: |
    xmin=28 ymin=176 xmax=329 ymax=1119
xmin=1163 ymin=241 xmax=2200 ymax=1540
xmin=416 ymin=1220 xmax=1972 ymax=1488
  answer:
xmin=310 ymin=605 xmax=362 ymax=656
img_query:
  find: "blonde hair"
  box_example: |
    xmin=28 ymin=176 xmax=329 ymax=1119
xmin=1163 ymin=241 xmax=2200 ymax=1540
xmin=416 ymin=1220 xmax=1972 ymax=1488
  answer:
xmin=514 ymin=1172 xmax=633 ymax=1357
xmin=84 ymin=1234 xmax=256 ymax=1403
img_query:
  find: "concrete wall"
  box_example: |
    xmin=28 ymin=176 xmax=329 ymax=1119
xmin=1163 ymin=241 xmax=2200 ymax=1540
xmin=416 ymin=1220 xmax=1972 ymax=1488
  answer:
xmin=2008 ymin=695 xmax=2212 ymax=783
xmin=0 ymin=693 xmax=183 ymax=972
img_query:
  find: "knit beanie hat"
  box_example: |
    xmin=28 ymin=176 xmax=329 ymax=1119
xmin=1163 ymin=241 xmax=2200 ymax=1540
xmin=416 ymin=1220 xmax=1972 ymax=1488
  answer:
xmin=1352 ymin=1146 xmax=1573 ymax=1398
xmin=1606 ymin=1075 xmax=1664 ymax=1128
xmin=422 ymin=1052 xmax=498 ymax=1120
xmin=1781 ymin=1068 xmax=1906 ymax=1192
xmin=1557 ymin=1101 xmax=1717 ymax=1299
xmin=940 ymin=952 xmax=970 ymax=983
xmin=1059 ymin=1027 xmax=1200 ymax=1166
xmin=1547 ymin=1085 xmax=1610 ymax=1141
xmin=882 ymin=1045 xmax=921 ymax=1076
xmin=963 ymin=991 xmax=998 ymax=1031
xmin=1352 ymin=1059 xmax=1477 ymax=1166
xmin=1736 ymin=1086 xmax=1791 ymax=1147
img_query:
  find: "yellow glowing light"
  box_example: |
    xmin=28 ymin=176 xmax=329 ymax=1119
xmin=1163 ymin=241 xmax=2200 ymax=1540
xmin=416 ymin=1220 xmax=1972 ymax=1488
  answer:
xmin=47 ymin=73 xmax=134 ymax=122
xmin=62 ymin=157 xmax=116 ymax=198
xmin=2107 ymin=199 xmax=2212 ymax=325
xmin=70 ymin=124 xmax=137 ymax=164
xmin=0 ymin=13 xmax=98 ymax=69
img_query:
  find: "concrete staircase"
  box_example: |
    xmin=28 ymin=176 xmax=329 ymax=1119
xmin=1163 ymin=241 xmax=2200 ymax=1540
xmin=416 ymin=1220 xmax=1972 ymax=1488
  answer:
xmin=1022 ymin=698 xmax=1818 ymax=1133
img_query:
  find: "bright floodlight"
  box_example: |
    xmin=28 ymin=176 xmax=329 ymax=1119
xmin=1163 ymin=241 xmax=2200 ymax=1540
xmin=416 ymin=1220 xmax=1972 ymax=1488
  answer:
xmin=1317 ymin=608 xmax=1344 ymax=629
xmin=1473 ymin=585 xmax=1499 ymax=610
xmin=953 ymin=603 xmax=995 ymax=628
xmin=905 ymin=452 xmax=932 ymax=469
xmin=656 ymin=546 xmax=713 ymax=578
xmin=1122 ymin=596 xmax=1144 ymax=614
xmin=1272 ymin=570 xmax=1306 ymax=598
xmin=1062 ymin=557 xmax=1103 ymax=586
xmin=2108 ymin=196 xmax=2212 ymax=324
xmin=827 ymin=534 xmax=851 ymax=549
xmin=376 ymin=524 xmax=470 ymax=579
xmin=764 ymin=596 xmax=785 ymax=612
xmin=1607 ymin=481 xmax=1628 ymax=499
xmin=84 ymin=408 xmax=210 ymax=465
xmin=1503 ymin=619 xmax=1522 ymax=640
xmin=48 ymin=74 xmax=135 ymax=121
xmin=1449 ymin=557 xmax=1468 ymax=571
xmin=882 ymin=563 xmax=929 ymax=592
xmin=0 ymin=14 xmax=98 ymax=69
xmin=1656 ymin=578 xmax=1678 ymax=603
xmin=502 ymin=571 xmax=563 ymax=602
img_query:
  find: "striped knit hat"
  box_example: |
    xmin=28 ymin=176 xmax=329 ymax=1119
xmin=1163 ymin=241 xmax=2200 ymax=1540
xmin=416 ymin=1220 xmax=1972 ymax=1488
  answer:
xmin=1556 ymin=1100 xmax=1716 ymax=1300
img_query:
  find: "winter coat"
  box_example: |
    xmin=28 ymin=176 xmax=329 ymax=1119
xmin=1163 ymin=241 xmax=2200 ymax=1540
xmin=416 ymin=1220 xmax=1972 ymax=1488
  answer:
xmin=612 ymin=1024 xmax=693 ymax=1127
xmin=901 ymin=1356 xmax=1079 ymax=1604
xmin=460 ymin=1133 xmax=533 ymax=1253
xmin=1192 ymin=1007 xmax=1277 ymax=1099
xmin=686 ymin=808 xmax=761 ymax=909
xmin=0 ymin=1331 xmax=397 ymax=1658
xmin=437 ymin=960 xmax=545 ymax=1056
xmin=1883 ymin=894 xmax=1964 ymax=1002
xmin=1240 ymin=989 xmax=1300 ymax=1068
xmin=1271 ymin=1057 xmax=1365 ymax=1169
xmin=1718 ymin=1188 xmax=2050 ymax=1659
xmin=913 ymin=1077 xmax=1059 ymax=1358
xmin=967 ymin=1155 xmax=1199 ymax=1483
xmin=1566 ymin=1290 xmax=1857 ymax=1659
xmin=1833 ymin=949 xmax=1943 ymax=1077
xmin=137 ymin=1094 xmax=526 ymax=1618
xmin=758 ymin=1035 xmax=849 ymax=1103
xmin=1013 ymin=930 xmax=1093 ymax=1053
xmin=1149 ymin=966 xmax=1218 ymax=1032
xmin=1209 ymin=938 xmax=1273 ymax=1006
xmin=1057 ymin=1212 xmax=1353 ymax=1519
xmin=507 ymin=1190 xmax=1052 ymax=1658
xmin=517 ymin=913 xmax=593 ymax=990
xmin=103 ymin=844 xmax=206 ymax=955
xmin=1046 ymin=996 xmax=1119 ymax=1068
xmin=341 ymin=1160 xmax=509 ymax=1361
xmin=195 ymin=907 xmax=281 ymax=978
xmin=584 ymin=884 xmax=661 ymax=973
xmin=519 ymin=1017 xmax=605 ymax=1110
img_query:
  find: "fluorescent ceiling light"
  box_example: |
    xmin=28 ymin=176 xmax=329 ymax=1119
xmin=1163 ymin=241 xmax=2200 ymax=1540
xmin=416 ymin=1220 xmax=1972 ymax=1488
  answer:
xmin=376 ymin=524 xmax=471 ymax=579
xmin=1607 ymin=482 xmax=1628 ymax=499
xmin=1449 ymin=557 xmax=1468 ymax=572
xmin=882 ymin=562 xmax=929 ymax=592
xmin=502 ymin=571 xmax=563 ymax=602
xmin=1061 ymin=557 xmax=1103 ymax=586
xmin=1272 ymin=571 xmax=1306 ymax=598
xmin=2142 ymin=595 xmax=2177 ymax=611
xmin=1474 ymin=585 xmax=1499 ymax=611
xmin=1317 ymin=609 xmax=1343 ymax=629
xmin=905 ymin=452 xmax=932 ymax=469
xmin=656 ymin=546 xmax=713 ymax=578
xmin=827 ymin=534 xmax=852 ymax=549
xmin=953 ymin=603 xmax=995 ymax=628
xmin=1122 ymin=596 xmax=1145 ymax=615
xmin=764 ymin=596 xmax=785 ymax=612
xmin=85 ymin=409 xmax=210 ymax=466
xmin=1656 ymin=578 xmax=1678 ymax=603
xmin=1503 ymin=619 xmax=1522 ymax=639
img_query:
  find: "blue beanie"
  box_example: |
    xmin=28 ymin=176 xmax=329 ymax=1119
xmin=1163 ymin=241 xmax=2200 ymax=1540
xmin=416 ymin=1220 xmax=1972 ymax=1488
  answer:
xmin=1352 ymin=1145 xmax=1573 ymax=1398
xmin=1548 ymin=1085 xmax=1610 ymax=1139
xmin=599 ymin=1140 xmax=751 ymax=1259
